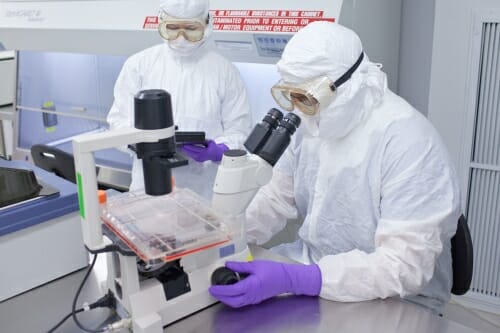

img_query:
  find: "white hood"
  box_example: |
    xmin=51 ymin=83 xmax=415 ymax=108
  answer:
xmin=277 ymin=21 xmax=387 ymax=140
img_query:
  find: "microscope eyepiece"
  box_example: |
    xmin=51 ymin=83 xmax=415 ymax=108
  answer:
xmin=257 ymin=112 xmax=301 ymax=166
xmin=281 ymin=112 xmax=301 ymax=135
xmin=242 ymin=108 xmax=301 ymax=166
xmin=244 ymin=108 xmax=284 ymax=154
xmin=262 ymin=108 xmax=284 ymax=129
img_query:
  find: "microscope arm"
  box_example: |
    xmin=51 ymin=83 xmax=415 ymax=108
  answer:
xmin=212 ymin=151 xmax=273 ymax=217
xmin=72 ymin=126 xmax=175 ymax=251
xmin=212 ymin=109 xmax=300 ymax=219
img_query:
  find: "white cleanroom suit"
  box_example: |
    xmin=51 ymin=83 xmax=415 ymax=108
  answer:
xmin=107 ymin=0 xmax=252 ymax=199
xmin=246 ymin=21 xmax=461 ymax=312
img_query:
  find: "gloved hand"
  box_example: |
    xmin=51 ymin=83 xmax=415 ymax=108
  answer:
xmin=181 ymin=140 xmax=229 ymax=162
xmin=209 ymin=260 xmax=322 ymax=308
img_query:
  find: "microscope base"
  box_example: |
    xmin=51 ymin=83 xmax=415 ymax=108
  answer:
xmin=106 ymin=245 xmax=251 ymax=333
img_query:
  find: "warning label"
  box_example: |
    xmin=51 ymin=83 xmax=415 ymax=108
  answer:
xmin=211 ymin=10 xmax=335 ymax=32
xmin=143 ymin=16 xmax=158 ymax=29
xmin=143 ymin=10 xmax=335 ymax=32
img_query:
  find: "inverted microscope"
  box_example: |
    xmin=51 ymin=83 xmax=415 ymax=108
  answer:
xmin=72 ymin=89 xmax=300 ymax=333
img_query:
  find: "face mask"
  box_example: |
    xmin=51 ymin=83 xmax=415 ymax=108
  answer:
xmin=299 ymin=112 xmax=320 ymax=137
xmin=168 ymin=37 xmax=204 ymax=56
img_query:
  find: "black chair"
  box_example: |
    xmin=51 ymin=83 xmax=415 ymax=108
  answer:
xmin=450 ymin=214 xmax=473 ymax=295
xmin=31 ymin=144 xmax=76 ymax=183
xmin=31 ymin=144 xmax=128 ymax=192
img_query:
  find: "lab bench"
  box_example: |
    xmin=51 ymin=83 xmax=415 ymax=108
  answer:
xmin=0 ymin=246 xmax=480 ymax=333
xmin=0 ymin=159 xmax=88 ymax=302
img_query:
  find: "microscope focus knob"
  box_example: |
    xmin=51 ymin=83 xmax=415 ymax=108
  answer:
xmin=211 ymin=267 xmax=249 ymax=285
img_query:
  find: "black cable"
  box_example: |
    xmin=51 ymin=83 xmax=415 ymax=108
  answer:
xmin=47 ymin=308 xmax=84 ymax=333
xmin=47 ymin=253 xmax=118 ymax=333
xmin=71 ymin=254 xmax=107 ymax=333
xmin=47 ymin=290 xmax=116 ymax=333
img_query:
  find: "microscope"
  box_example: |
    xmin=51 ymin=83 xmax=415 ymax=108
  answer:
xmin=212 ymin=107 xmax=300 ymax=216
xmin=72 ymin=90 xmax=300 ymax=333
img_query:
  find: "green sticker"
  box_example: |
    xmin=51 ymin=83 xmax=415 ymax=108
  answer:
xmin=76 ymin=172 xmax=85 ymax=218
xmin=42 ymin=101 xmax=55 ymax=108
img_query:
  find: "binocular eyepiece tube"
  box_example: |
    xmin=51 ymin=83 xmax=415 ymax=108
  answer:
xmin=244 ymin=108 xmax=301 ymax=166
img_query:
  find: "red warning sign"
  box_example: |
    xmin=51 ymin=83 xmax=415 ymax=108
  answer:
xmin=211 ymin=9 xmax=335 ymax=32
xmin=143 ymin=10 xmax=335 ymax=32
xmin=143 ymin=16 xmax=158 ymax=29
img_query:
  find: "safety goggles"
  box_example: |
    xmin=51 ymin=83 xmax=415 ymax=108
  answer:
xmin=271 ymin=76 xmax=335 ymax=115
xmin=271 ymin=52 xmax=364 ymax=115
xmin=158 ymin=13 xmax=206 ymax=42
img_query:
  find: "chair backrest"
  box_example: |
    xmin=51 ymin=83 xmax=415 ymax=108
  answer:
xmin=451 ymin=214 xmax=473 ymax=295
xmin=31 ymin=144 xmax=76 ymax=184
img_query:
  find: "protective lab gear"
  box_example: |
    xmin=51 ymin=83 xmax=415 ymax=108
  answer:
xmin=298 ymin=111 xmax=320 ymax=137
xmin=158 ymin=16 xmax=206 ymax=42
xmin=107 ymin=42 xmax=252 ymax=200
xmin=245 ymin=21 xmax=460 ymax=313
xmin=182 ymin=140 xmax=229 ymax=162
xmin=160 ymin=0 xmax=209 ymax=20
xmin=209 ymin=260 xmax=321 ymax=308
xmin=167 ymin=36 xmax=206 ymax=56
xmin=271 ymin=53 xmax=364 ymax=115
xmin=277 ymin=23 xmax=384 ymax=140
xmin=271 ymin=76 xmax=333 ymax=115
xmin=159 ymin=0 xmax=212 ymax=57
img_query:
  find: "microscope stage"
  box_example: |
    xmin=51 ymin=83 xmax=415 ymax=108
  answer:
xmin=101 ymin=188 xmax=231 ymax=264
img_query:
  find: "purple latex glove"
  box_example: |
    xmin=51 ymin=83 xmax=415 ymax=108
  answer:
xmin=209 ymin=260 xmax=322 ymax=308
xmin=181 ymin=140 xmax=229 ymax=162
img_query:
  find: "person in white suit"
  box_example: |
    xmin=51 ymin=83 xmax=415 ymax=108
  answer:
xmin=107 ymin=0 xmax=252 ymax=199
xmin=209 ymin=21 xmax=460 ymax=314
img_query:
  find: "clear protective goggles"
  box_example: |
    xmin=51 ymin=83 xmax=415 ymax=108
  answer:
xmin=158 ymin=12 xmax=207 ymax=42
xmin=271 ymin=52 xmax=365 ymax=115
xmin=271 ymin=76 xmax=336 ymax=115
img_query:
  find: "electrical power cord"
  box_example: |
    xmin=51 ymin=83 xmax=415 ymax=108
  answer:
xmin=46 ymin=254 xmax=116 ymax=333
xmin=47 ymin=308 xmax=84 ymax=333
xmin=72 ymin=254 xmax=110 ymax=333
xmin=448 ymin=298 xmax=500 ymax=329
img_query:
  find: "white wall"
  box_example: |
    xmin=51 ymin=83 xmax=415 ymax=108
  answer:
xmin=339 ymin=0 xmax=402 ymax=91
xmin=398 ymin=0 xmax=435 ymax=116
xmin=427 ymin=0 xmax=500 ymax=190
xmin=233 ymin=62 xmax=281 ymax=123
